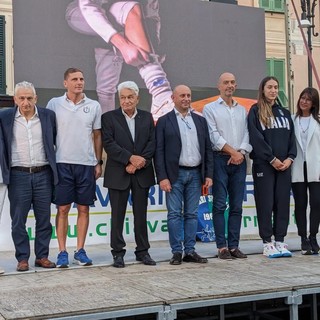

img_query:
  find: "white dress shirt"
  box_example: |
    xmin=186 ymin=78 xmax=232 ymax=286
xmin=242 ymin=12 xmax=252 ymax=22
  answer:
xmin=202 ymin=97 xmax=252 ymax=153
xmin=11 ymin=107 xmax=48 ymax=167
xmin=175 ymin=108 xmax=201 ymax=167
xmin=122 ymin=108 xmax=138 ymax=142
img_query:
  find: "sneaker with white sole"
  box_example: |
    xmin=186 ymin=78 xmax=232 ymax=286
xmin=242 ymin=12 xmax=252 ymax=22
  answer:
xmin=263 ymin=243 xmax=282 ymax=258
xmin=56 ymin=251 xmax=69 ymax=268
xmin=73 ymin=248 xmax=93 ymax=266
xmin=275 ymin=242 xmax=292 ymax=257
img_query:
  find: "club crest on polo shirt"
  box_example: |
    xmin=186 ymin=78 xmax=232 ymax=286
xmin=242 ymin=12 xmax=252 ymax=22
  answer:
xmin=83 ymin=106 xmax=90 ymax=113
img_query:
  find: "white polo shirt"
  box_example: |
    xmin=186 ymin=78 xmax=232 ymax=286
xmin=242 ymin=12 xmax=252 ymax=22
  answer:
xmin=47 ymin=93 xmax=102 ymax=166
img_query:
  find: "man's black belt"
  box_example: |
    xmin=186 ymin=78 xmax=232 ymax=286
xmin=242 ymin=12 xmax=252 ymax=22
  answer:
xmin=179 ymin=165 xmax=201 ymax=170
xmin=12 ymin=165 xmax=50 ymax=173
xmin=214 ymin=151 xmax=229 ymax=156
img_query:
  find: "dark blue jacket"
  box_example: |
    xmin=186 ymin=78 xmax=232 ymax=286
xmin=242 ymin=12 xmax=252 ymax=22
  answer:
xmin=155 ymin=109 xmax=213 ymax=184
xmin=0 ymin=106 xmax=58 ymax=185
xmin=0 ymin=123 xmax=9 ymax=184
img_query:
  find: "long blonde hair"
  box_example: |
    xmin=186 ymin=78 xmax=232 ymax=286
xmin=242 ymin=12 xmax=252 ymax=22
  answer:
xmin=257 ymin=76 xmax=279 ymax=127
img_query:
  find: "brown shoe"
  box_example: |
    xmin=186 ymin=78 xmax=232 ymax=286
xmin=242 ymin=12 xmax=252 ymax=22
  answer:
xmin=17 ymin=260 xmax=29 ymax=272
xmin=35 ymin=257 xmax=56 ymax=268
xmin=229 ymin=248 xmax=247 ymax=259
xmin=217 ymin=248 xmax=233 ymax=260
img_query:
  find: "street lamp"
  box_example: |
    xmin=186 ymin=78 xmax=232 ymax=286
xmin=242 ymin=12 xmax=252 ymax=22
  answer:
xmin=300 ymin=0 xmax=319 ymax=87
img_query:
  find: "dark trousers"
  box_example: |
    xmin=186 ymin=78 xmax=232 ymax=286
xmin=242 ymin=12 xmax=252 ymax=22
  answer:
xmin=8 ymin=168 xmax=53 ymax=262
xmin=292 ymin=162 xmax=320 ymax=237
xmin=109 ymin=175 xmax=150 ymax=258
xmin=212 ymin=154 xmax=246 ymax=249
xmin=252 ymin=163 xmax=291 ymax=243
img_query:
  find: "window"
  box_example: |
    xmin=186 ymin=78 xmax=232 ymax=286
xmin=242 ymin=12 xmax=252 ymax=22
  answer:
xmin=0 ymin=16 xmax=6 ymax=95
xmin=259 ymin=0 xmax=284 ymax=13
xmin=266 ymin=58 xmax=288 ymax=107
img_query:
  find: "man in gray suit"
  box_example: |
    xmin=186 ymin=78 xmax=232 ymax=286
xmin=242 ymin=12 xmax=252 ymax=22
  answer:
xmin=102 ymin=81 xmax=156 ymax=268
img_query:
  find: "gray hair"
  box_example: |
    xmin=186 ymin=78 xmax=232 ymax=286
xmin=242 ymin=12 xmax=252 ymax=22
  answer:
xmin=117 ymin=81 xmax=139 ymax=96
xmin=14 ymin=81 xmax=36 ymax=96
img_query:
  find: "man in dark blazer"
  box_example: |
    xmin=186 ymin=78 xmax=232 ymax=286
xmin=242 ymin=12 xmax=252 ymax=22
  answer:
xmin=102 ymin=81 xmax=156 ymax=268
xmin=155 ymin=85 xmax=213 ymax=265
xmin=0 ymin=123 xmax=9 ymax=274
xmin=0 ymin=81 xmax=58 ymax=272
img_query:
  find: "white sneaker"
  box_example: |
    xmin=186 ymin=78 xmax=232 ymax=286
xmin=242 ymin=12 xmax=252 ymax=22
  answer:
xmin=0 ymin=267 xmax=4 ymax=274
xmin=263 ymin=242 xmax=282 ymax=258
xmin=275 ymin=242 xmax=292 ymax=257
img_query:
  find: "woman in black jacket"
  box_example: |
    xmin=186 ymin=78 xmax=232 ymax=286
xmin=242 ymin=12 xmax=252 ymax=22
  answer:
xmin=248 ymin=76 xmax=296 ymax=258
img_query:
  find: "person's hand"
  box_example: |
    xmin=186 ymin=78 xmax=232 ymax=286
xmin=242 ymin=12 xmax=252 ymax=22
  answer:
xmin=159 ymin=179 xmax=172 ymax=192
xmin=271 ymin=158 xmax=285 ymax=171
xmin=227 ymin=151 xmax=244 ymax=165
xmin=94 ymin=164 xmax=102 ymax=180
xmin=204 ymin=178 xmax=213 ymax=189
xmin=111 ymin=34 xmax=150 ymax=67
xmin=120 ymin=42 xmax=150 ymax=66
xmin=129 ymin=155 xmax=146 ymax=169
xmin=278 ymin=158 xmax=293 ymax=171
xmin=126 ymin=163 xmax=137 ymax=174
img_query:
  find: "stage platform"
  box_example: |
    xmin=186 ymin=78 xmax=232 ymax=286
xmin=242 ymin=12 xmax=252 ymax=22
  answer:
xmin=0 ymin=236 xmax=320 ymax=320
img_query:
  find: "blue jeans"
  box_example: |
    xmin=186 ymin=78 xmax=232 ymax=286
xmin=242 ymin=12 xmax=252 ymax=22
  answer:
xmin=212 ymin=154 xmax=246 ymax=249
xmin=166 ymin=168 xmax=202 ymax=254
xmin=8 ymin=168 xmax=53 ymax=261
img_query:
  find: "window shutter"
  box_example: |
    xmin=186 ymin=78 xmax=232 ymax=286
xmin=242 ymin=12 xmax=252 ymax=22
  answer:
xmin=266 ymin=58 xmax=288 ymax=107
xmin=259 ymin=0 xmax=284 ymax=12
xmin=273 ymin=59 xmax=285 ymax=105
xmin=259 ymin=0 xmax=271 ymax=10
xmin=274 ymin=0 xmax=284 ymax=11
xmin=266 ymin=59 xmax=271 ymax=75
xmin=0 ymin=16 xmax=6 ymax=95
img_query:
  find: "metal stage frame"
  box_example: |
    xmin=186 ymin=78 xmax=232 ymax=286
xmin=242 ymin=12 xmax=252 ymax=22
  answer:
xmin=48 ymin=287 xmax=320 ymax=320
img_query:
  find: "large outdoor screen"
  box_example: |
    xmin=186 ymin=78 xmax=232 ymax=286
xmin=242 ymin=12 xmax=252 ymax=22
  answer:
xmin=12 ymin=0 xmax=266 ymax=113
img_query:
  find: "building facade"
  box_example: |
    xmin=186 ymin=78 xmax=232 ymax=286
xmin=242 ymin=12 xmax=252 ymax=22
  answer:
xmin=209 ymin=0 xmax=320 ymax=111
xmin=0 ymin=0 xmax=13 ymax=96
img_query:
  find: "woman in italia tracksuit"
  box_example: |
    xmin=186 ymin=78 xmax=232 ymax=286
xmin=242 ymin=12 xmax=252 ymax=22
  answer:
xmin=248 ymin=76 xmax=297 ymax=258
